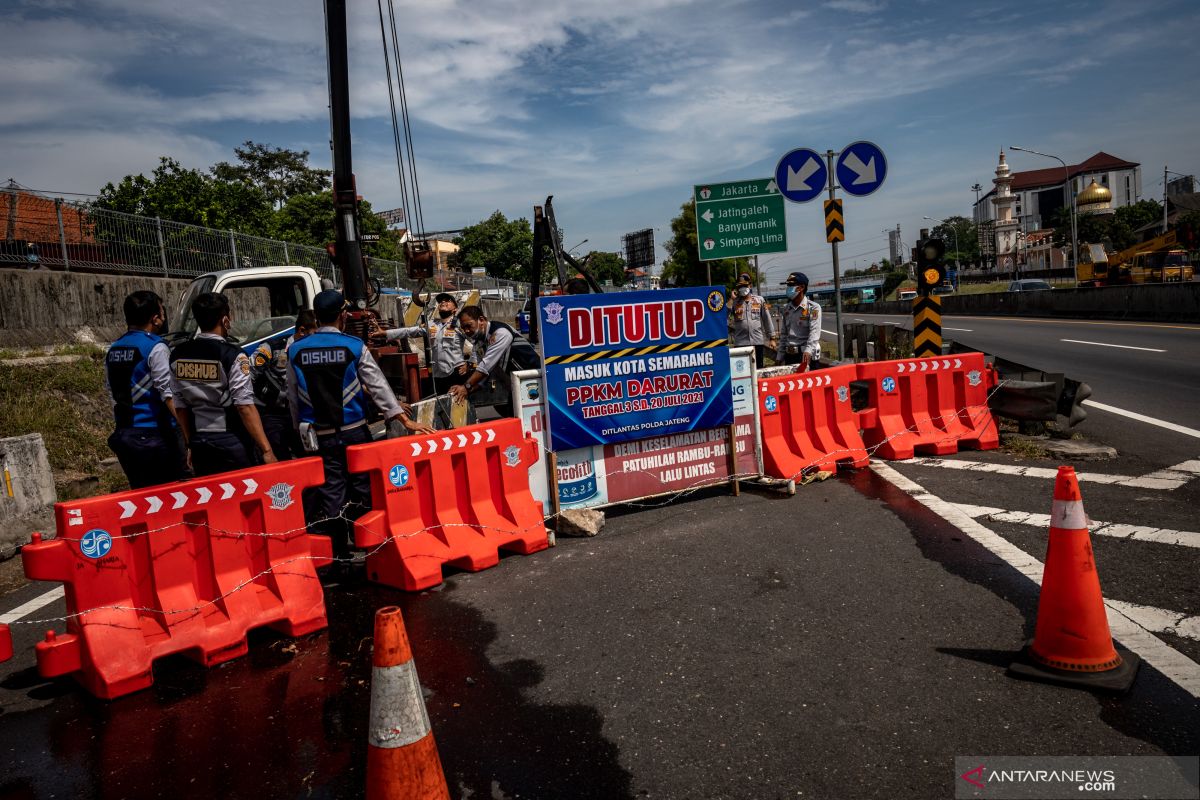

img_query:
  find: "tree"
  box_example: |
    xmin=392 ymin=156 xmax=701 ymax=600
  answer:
xmin=272 ymin=191 xmax=400 ymax=260
xmin=212 ymin=141 xmax=331 ymax=210
xmin=583 ymin=251 xmax=627 ymax=285
xmin=451 ymin=211 xmax=534 ymax=281
xmin=660 ymin=200 xmax=749 ymax=287
xmin=929 ymin=216 xmax=980 ymax=266
xmin=96 ymin=157 xmax=274 ymax=234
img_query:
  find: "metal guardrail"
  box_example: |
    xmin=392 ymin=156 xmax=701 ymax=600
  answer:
xmin=1 ymin=188 xmax=529 ymax=300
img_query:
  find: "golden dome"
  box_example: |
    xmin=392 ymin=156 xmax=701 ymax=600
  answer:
xmin=1076 ymin=179 xmax=1112 ymax=206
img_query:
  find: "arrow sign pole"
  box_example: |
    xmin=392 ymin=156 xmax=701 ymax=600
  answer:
xmin=825 ymin=148 xmax=845 ymax=362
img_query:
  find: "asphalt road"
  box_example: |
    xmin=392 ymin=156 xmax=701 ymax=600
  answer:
xmin=2 ymin=479 xmax=1197 ymax=799
xmin=835 ymin=311 xmax=1199 ymax=426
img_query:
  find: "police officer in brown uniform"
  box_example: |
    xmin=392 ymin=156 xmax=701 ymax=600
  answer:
xmin=728 ymin=271 xmax=777 ymax=367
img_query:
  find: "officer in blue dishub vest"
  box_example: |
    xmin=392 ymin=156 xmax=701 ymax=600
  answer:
xmin=105 ymin=290 xmax=187 ymax=488
xmin=170 ymin=292 xmax=277 ymax=476
xmin=287 ymin=290 xmax=433 ymax=563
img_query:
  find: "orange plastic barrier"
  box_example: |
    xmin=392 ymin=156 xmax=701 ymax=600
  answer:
xmin=347 ymin=419 xmax=550 ymax=591
xmin=757 ymin=363 xmax=869 ymax=479
xmin=1009 ymin=466 xmax=1139 ymax=691
xmin=0 ymin=623 xmax=11 ymax=663
xmin=21 ymin=458 xmax=333 ymax=699
xmin=856 ymin=353 xmax=999 ymax=460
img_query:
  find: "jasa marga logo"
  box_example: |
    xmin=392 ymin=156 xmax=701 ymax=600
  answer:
xmin=557 ymin=452 xmax=598 ymax=502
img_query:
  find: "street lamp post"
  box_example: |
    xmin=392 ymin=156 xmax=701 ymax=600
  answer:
xmin=1010 ymin=146 xmax=1077 ymax=277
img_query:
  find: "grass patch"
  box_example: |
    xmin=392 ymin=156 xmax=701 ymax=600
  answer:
xmin=0 ymin=352 xmax=123 ymax=494
xmin=1001 ymin=436 xmax=1049 ymax=459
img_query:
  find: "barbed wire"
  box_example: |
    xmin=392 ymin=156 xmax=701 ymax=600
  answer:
xmin=8 ymin=371 xmax=1011 ymax=631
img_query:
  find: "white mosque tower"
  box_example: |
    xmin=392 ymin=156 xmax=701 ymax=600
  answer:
xmin=990 ymin=149 xmax=1020 ymax=272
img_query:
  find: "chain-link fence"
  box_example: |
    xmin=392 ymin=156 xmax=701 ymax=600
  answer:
xmin=1 ymin=187 xmax=529 ymax=300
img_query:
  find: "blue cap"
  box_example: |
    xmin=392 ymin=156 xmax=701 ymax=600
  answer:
xmin=783 ymin=271 xmax=809 ymax=287
xmin=313 ymin=290 xmax=347 ymax=316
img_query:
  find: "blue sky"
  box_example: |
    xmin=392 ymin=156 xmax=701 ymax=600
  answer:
xmin=2 ymin=0 xmax=1198 ymax=286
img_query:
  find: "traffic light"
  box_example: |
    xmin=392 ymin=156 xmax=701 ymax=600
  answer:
xmin=916 ymin=237 xmax=946 ymax=294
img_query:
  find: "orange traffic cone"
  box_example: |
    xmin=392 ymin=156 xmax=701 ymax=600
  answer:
xmin=1008 ymin=466 xmax=1139 ymax=691
xmin=366 ymin=606 xmax=450 ymax=800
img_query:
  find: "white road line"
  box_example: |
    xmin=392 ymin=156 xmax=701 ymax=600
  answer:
xmin=943 ymin=327 xmax=974 ymax=332
xmin=1082 ymin=400 xmax=1200 ymax=440
xmin=821 ymin=329 xmax=837 ymax=336
xmin=1060 ymin=338 xmax=1166 ymax=352
xmin=1105 ymin=599 xmax=1200 ymax=643
xmin=899 ymin=457 xmax=1190 ymax=490
xmin=870 ymin=461 xmax=1200 ymax=697
xmin=0 ymin=586 xmax=64 ymax=625
xmin=952 ymin=503 xmax=1200 ymax=549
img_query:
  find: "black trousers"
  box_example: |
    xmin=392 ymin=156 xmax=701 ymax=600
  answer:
xmin=307 ymin=425 xmax=373 ymax=559
xmin=190 ymin=431 xmax=253 ymax=477
xmin=261 ymin=411 xmax=300 ymax=461
xmin=782 ymin=352 xmax=823 ymax=370
xmin=433 ymin=371 xmax=467 ymax=396
xmin=108 ymin=427 xmax=187 ymax=489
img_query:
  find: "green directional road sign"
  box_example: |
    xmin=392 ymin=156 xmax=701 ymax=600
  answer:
xmin=694 ymin=178 xmax=788 ymax=262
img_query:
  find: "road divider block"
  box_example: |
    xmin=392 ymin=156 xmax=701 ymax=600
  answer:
xmin=856 ymin=353 xmax=998 ymax=460
xmin=21 ymin=458 xmax=332 ymax=699
xmin=347 ymin=418 xmax=550 ymax=591
xmin=757 ymin=364 xmax=869 ymax=479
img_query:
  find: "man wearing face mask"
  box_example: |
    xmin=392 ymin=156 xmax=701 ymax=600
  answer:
xmin=776 ymin=271 xmax=824 ymax=371
xmin=379 ymin=292 xmax=469 ymax=396
xmin=105 ymin=290 xmax=187 ymax=488
xmin=170 ymin=292 xmax=277 ymax=476
xmin=728 ymin=271 xmax=777 ymax=368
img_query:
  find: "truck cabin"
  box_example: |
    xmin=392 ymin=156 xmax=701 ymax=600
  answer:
xmin=171 ymin=270 xmax=318 ymax=351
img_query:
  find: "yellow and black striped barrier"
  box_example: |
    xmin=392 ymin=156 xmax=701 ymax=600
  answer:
xmin=824 ymin=199 xmax=844 ymax=243
xmin=912 ymin=295 xmax=942 ymax=357
xmin=542 ymin=339 xmax=728 ymax=365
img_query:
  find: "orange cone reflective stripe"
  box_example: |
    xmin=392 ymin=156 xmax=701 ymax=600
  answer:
xmin=366 ymin=606 xmax=449 ymax=800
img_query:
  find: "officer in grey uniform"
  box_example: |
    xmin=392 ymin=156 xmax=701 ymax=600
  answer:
xmin=450 ymin=305 xmax=540 ymax=418
xmin=775 ymin=271 xmax=824 ymax=371
xmin=250 ymin=308 xmax=317 ymax=461
xmin=170 ymin=292 xmax=277 ymax=476
xmin=380 ymin=292 xmax=469 ymax=395
xmin=728 ymin=271 xmax=777 ymax=368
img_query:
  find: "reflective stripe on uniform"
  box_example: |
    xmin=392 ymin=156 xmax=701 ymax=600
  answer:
xmin=1051 ymin=498 xmax=1088 ymax=530
xmin=367 ymin=660 xmax=432 ymax=749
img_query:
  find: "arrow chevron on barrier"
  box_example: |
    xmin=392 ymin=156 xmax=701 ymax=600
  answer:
xmin=410 ymin=442 xmax=422 ymax=456
xmin=196 ymin=486 xmax=212 ymax=504
xmin=119 ymin=500 xmax=137 ymax=519
xmin=171 ymin=491 xmax=188 ymax=510
xmin=472 ymin=431 xmax=482 ymax=445
xmin=457 ymin=433 xmax=467 ymax=448
xmin=146 ymin=495 xmax=163 ymax=514
xmin=954 ymin=358 xmax=962 ymax=368
xmin=220 ymin=482 xmax=235 ymax=500
xmin=487 ymin=429 xmax=496 ymax=443
xmin=243 ymin=478 xmax=257 ymax=495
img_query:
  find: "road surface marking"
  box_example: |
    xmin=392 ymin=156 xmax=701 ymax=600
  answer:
xmin=1060 ymin=338 xmax=1166 ymax=352
xmin=943 ymin=327 xmax=973 ymax=332
xmin=1082 ymin=400 xmax=1200 ymax=440
xmin=871 ymin=461 xmax=1200 ymax=697
xmin=821 ymin=329 xmax=836 ymax=336
xmin=0 ymin=586 xmax=64 ymax=625
xmin=1104 ymin=599 xmax=1200 ymax=644
xmin=898 ymin=457 xmax=1190 ymax=490
xmin=952 ymin=503 xmax=1200 ymax=549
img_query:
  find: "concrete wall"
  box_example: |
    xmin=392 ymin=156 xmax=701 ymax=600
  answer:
xmin=0 ymin=269 xmax=191 ymax=348
xmin=0 ymin=433 xmax=56 ymax=558
xmin=0 ymin=269 xmax=528 ymax=347
xmin=862 ymin=283 xmax=1200 ymax=323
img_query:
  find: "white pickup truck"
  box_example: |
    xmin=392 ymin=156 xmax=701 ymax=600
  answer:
xmin=168 ymin=265 xmax=332 ymax=353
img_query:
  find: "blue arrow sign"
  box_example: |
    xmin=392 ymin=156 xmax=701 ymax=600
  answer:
xmin=835 ymin=140 xmax=887 ymax=197
xmin=774 ymin=148 xmax=827 ymax=204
